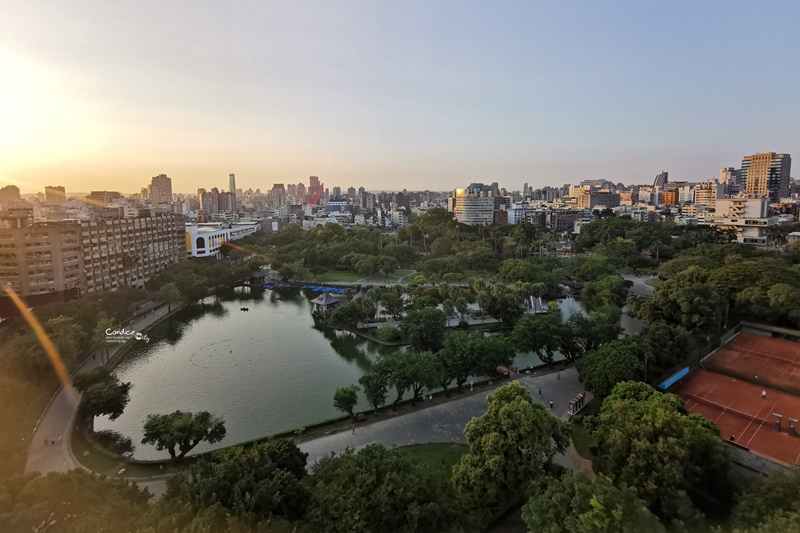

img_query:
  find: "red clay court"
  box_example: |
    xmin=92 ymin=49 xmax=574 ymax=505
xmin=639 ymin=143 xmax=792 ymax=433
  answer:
xmin=670 ymin=331 xmax=800 ymax=466
xmin=673 ymin=369 xmax=800 ymax=465
xmin=703 ymin=332 xmax=800 ymax=394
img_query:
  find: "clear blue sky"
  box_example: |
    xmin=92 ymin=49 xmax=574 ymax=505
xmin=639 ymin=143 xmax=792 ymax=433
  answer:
xmin=1 ymin=1 xmax=798 ymax=194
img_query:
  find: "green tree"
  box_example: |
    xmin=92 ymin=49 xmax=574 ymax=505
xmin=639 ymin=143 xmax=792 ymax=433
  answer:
xmin=453 ymin=382 xmax=570 ymax=512
xmin=732 ymin=468 xmax=800 ymax=531
xmin=333 ymin=385 xmax=360 ymax=419
xmin=141 ymin=410 xmax=226 ymax=461
xmin=576 ymin=338 xmax=644 ymax=397
xmin=0 ymin=470 xmax=150 ymax=532
xmin=92 ymin=312 xmax=116 ymax=363
xmin=522 ymin=472 xmax=665 ymax=533
xmin=380 ymin=290 xmax=406 ymax=320
xmin=400 ymin=307 xmax=447 ymax=353
xmin=589 ymin=381 xmax=730 ymax=525
xmin=581 ymin=275 xmax=629 ymax=311
xmin=358 ymin=368 xmax=389 ymax=415
xmin=306 ymin=445 xmax=462 ymax=533
xmin=157 ymin=281 xmax=181 ymax=312
xmin=514 ymin=311 xmax=563 ymax=364
xmin=165 ymin=440 xmax=309 ymax=523
xmin=637 ymin=266 xmax=723 ymax=331
xmin=73 ymin=366 xmax=132 ymax=422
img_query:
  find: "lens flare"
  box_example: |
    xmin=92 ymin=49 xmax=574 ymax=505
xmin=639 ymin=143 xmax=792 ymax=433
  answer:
xmin=4 ymin=288 xmax=76 ymax=401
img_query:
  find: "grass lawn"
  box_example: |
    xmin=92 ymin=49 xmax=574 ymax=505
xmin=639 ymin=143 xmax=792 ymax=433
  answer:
xmin=393 ymin=269 xmax=415 ymax=277
xmin=399 ymin=443 xmax=469 ymax=477
xmin=645 ymin=277 xmax=662 ymax=289
xmin=314 ymin=270 xmax=364 ymax=282
xmin=571 ymin=398 xmax=600 ymax=460
xmin=362 ymin=274 xmax=401 ymax=283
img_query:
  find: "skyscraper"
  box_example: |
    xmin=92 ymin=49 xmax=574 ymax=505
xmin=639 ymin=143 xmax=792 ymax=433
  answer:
xmin=149 ymin=174 xmax=173 ymax=206
xmin=742 ymin=152 xmax=791 ymax=202
xmin=229 ymin=174 xmax=236 ymax=198
xmin=45 ymin=186 xmax=67 ymax=204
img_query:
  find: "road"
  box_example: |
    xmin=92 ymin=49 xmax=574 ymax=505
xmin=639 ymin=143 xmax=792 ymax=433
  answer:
xmin=24 ymin=302 xmax=176 ymax=475
xmin=298 ymin=367 xmax=591 ymax=469
xmin=620 ymin=274 xmax=656 ymax=298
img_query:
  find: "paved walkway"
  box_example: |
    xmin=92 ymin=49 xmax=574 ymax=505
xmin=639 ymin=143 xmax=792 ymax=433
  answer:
xmin=299 ymin=367 xmax=590 ymax=469
xmin=620 ymin=274 xmax=656 ymax=298
xmin=24 ymin=302 xmax=175 ymax=475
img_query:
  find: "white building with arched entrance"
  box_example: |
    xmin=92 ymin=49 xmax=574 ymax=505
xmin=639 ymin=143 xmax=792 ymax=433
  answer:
xmin=185 ymin=222 xmax=260 ymax=258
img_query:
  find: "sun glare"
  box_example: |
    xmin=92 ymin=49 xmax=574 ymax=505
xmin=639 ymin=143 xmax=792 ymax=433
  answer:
xmin=0 ymin=50 xmax=103 ymax=168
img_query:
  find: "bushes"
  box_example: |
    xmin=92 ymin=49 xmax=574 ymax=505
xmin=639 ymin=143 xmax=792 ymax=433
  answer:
xmin=376 ymin=324 xmax=401 ymax=342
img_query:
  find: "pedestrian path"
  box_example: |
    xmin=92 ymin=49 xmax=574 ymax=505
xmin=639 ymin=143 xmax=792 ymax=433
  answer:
xmin=298 ymin=367 xmax=589 ymax=469
xmin=24 ymin=302 xmax=176 ymax=475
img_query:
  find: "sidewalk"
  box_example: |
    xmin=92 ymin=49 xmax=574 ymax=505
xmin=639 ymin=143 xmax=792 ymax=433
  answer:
xmin=24 ymin=302 xmax=175 ymax=475
xmin=298 ymin=367 xmax=589 ymax=468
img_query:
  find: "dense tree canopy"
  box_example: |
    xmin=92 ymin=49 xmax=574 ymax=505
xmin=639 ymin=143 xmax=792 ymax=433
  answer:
xmin=523 ymin=472 xmax=664 ymax=533
xmin=305 ymin=445 xmax=462 ymax=533
xmin=453 ymin=382 xmax=570 ymax=512
xmin=0 ymin=470 xmax=150 ymax=532
xmin=589 ymin=382 xmax=729 ymax=525
xmin=165 ymin=440 xmax=309 ymax=524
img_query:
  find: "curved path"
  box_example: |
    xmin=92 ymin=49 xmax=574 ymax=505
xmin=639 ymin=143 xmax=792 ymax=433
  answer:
xmin=24 ymin=303 xmax=175 ymax=475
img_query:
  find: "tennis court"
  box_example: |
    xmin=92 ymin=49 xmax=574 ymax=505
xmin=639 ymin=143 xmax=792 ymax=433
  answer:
xmin=672 ymin=369 xmax=800 ymax=466
xmin=702 ymin=332 xmax=800 ymax=394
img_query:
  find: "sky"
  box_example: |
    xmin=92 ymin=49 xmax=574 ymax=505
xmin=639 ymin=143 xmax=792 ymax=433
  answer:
xmin=1 ymin=1 xmax=799 ymax=195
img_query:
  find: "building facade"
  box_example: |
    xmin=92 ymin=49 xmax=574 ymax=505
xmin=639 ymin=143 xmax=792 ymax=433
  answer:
xmin=742 ymin=152 xmax=791 ymax=202
xmin=185 ymin=222 xmax=260 ymax=258
xmin=0 ymin=209 xmax=82 ymax=296
xmin=149 ymin=174 xmax=173 ymax=206
xmin=81 ymin=212 xmax=185 ymax=293
xmin=454 ymin=188 xmax=495 ymax=225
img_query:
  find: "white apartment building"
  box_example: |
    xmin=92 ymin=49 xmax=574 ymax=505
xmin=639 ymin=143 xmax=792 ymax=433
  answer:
xmin=186 ymin=222 xmax=260 ymax=258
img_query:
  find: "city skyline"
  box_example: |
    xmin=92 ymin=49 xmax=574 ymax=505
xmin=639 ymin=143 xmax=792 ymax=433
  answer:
xmin=2 ymin=1 xmax=799 ymax=194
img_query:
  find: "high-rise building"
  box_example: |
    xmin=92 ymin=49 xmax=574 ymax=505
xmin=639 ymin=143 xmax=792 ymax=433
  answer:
xmin=653 ymin=172 xmax=669 ymax=188
xmin=454 ymin=187 xmax=495 ymax=225
xmin=271 ymin=184 xmax=286 ymax=208
xmin=229 ymin=174 xmax=236 ymax=199
xmin=149 ymin=174 xmax=173 ymax=206
xmin=0 ymin=185 xmax=21 ymax=206
xmin=45 ymin=186 xmax=67 ymax=205
xmin=87 ymin=191 xmax=122 ymax=207
xmin=741 ymin=152 xmax=791 ymax=202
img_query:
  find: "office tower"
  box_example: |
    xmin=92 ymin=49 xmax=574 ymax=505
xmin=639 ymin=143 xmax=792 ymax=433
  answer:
xmin=45 ymin=186 xmax=67 ymax=204
xmin=87 ymin=191 xmax=122 ymax=207
xmin=149 ymin=174 xmax=173 ymax=206
xmin=347 ymin=187 xmax=356 ymax=200
xmin=741 ymin=152 xmax=791 ymax=202
xmin=229 ymin=174 xmax=236 ymax=199
xmin=653 ymin=171 xmax=669 ymax=188
xmin=454 ymin=186 xmax=495 ymax=225
xmin=271 ymin=184 xmax=286 ymax=208
xmin=0 ymin=185 xmax=21 ymax=206
xmin=332 ymin=186 xmax=342 ymax=199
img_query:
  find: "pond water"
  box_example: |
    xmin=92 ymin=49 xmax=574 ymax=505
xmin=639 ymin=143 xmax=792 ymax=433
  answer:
xmin=96 ymin=288 xmax=588 ymax=459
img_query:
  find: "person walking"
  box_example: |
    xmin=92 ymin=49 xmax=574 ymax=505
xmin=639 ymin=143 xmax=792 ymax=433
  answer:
xmin=43 ymin=436 xmax=48 ymax=446
xmin=558 ymin=371 xmax=561 ymax=380
xmin=57 ymin=434 xmax=62 ymax=444
xmin=549 ymin=400 xmax=554 ymax=409
xmin=538 ymin=387 xmax=542 ymax=398
xmin=762 ymin=390 xmax=767 ymax=399
xmin=351 ymin=424 xmax=356 ymax=434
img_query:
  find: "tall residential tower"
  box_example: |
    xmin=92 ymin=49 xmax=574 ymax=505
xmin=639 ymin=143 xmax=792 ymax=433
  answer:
xmin=742 ymin=152 xmax=791 ymax=202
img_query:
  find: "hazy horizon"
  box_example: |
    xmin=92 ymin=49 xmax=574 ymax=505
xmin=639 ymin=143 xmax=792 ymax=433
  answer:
xmin=2 ymin=1 xmax=798 ymax=195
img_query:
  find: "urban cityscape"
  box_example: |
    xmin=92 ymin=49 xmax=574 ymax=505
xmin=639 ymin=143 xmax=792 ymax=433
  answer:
xmin=3 ymin=2 xmax=800 ymax=533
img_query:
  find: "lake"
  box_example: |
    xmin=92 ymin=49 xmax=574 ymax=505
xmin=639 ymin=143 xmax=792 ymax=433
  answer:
xmin=95 ymin=287 xmax=589 ymax=459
